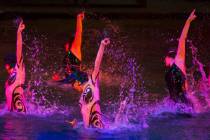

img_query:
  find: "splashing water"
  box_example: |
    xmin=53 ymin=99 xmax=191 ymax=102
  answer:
xmin=24 ymin=30 xmax=72 ymax=116
xmin=187 ymin=40 xmax=210 ymax=113
xmin=15 ymin=12 xmax=210 ymax=130
xmin=149 ymin=38 xmax=210 ymax=115
xmin=85 ymin=15 xmax=149 ymax=128
xmin=27 ymin=12 xmax=149 ymax=128
xmin=22 ymin=13 xmax=208 ymax=129
xmin=143 ymin=38 xmax=197 ymax=116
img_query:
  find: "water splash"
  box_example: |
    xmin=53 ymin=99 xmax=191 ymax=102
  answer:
xmin=143 ymin=38 xmax=210 ymax=116
xmin=86 ymin=25 xmax=149 ymax=128
xmin=78 ymin=12 xmax=148 ymax=128
xmin=187 ymin=41 xmax=210 ymax=113
xmin=23 ymin=30 xmax=71 ymax=116
xmin=147 ymin=96 xmax=194 ymax=116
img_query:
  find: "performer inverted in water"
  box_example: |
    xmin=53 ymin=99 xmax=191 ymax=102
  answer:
xmin=165 ymin=10 xmax=196 ymax=104
xmin=4 ymin=19 xmax=27 ymax=113
xmin=52 ymin=12 xmax=87 ymax=85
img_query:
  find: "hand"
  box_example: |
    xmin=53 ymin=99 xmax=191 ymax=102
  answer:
xmin=78 ymin=12 xmax=85 ymax=20
xmin=187 ymin=9 xmax=197 ymax=22
xmin=101 ymin=38 xmax=110 ymax=46
xmin=18 ymin=20 xmax=25 ymax=32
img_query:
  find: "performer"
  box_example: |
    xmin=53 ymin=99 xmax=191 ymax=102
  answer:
xmin=165 ymin=10 xmax=196 ymax=103
xmin=52 ymin=12 xmax=87 ymax=85
xmin=4 ymin=18 xmax=27 ymax=113
xmin=64 ymin=38 xmax=110 ymax=128
xmin=77 ymin=38 xmax=110 ymax=128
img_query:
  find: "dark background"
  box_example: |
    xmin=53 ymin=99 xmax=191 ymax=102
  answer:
xmin=0 ymin=0 xmax=209 ymax=19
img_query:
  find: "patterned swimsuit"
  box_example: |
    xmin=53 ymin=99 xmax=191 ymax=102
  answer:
xmin=79 ymin=74 xmax=104 ymax=128
xmin=5 ymin=63 xmax=26 ymax=113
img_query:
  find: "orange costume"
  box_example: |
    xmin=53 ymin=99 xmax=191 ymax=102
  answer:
xmin=62 ymin=12 xmax=88 ymax=85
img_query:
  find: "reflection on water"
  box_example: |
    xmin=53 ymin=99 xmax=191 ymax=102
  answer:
xmin=0 ymin=112 xmax=209 ymax=140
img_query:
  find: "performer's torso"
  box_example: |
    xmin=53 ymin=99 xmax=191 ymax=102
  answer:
xmin=79 ymin=75 xmax=100 ymax=127
xmin=79 ymin=75 xmax=99 ymax=107
xmin=165 ymin=63 xmax=186 ymax=98
xmin=5 ymin=64 xmax=25 ymax=97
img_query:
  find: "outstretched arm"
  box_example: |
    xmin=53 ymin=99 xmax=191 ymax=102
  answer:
xmin=70 ymin=12 xmax=84 ymax=61
xmin=175 ymin=9 xmax=196 ymax=73
xmin=16 ymin=20 xmax=25 ymax=68
xmin=92 ymin=38 xmax=110 ymax=81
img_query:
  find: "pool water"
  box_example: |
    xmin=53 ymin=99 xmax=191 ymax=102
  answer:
xmin=0 ymin=112 xmax=209 ymax=140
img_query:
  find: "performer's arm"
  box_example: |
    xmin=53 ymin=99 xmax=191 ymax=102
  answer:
xmin=92 ymin=38 xmax=110 ymax=81
xmin=175 ymin=9 xmax=196 ymax=73
xmin=16 ymin=20 xmax=25 ymax=68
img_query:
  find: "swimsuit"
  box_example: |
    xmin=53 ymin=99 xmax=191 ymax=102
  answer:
xmin=62 ymin=51 xmax=88 ymax=84
xmin=165 ymin=63 xmax=188 ymax=103
xmin=5 ymin=63 xmax=26 ymax=113
xmin=79 ymin=74 xmax=104 ymax=128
